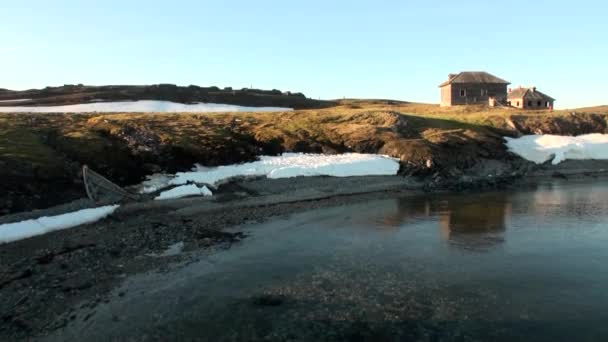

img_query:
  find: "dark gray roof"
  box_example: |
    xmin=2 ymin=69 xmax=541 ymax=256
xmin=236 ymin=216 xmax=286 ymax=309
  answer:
xmin=508 ymin=87 xmax=555 ymax=101
xmin=439 ymin=72 xmax=510 ymax=87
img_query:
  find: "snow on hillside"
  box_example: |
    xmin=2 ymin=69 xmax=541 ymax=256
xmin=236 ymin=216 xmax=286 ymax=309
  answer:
xmin=505 ymin=134 xmax=608 ymax=164
xmin=1 ymin=153 xmax=399 ymax=242
xmin=0 ymin=205 xmax=119 ymax=244
xmin=143 ymin=153 xmax=400 ymax=193
xmin=0 ymin=100 xmax=292 ymax=113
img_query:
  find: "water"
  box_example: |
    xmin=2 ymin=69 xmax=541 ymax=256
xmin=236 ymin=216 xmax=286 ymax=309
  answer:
xmin=50 ymin=180 xmax=608 ymax=341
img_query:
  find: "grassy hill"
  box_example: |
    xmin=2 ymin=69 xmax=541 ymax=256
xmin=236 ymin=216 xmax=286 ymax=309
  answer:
xmin=571 ymin=105 xmax=608 ymax=113
xmin=1 ymin=100 xmax=607 ymax=214
xmin=0 ymin=84 xmax=336 ymax=110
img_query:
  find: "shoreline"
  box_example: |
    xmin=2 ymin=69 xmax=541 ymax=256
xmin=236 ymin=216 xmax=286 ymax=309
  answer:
xmin=4 ymin=157 xmax=608 ymax=226
xmin=2 ymin=164 xmax=608 ymax=340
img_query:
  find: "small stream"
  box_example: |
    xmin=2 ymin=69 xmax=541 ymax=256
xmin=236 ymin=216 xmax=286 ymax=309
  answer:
xmin=48 ymin=179 xmax=608 ymax=341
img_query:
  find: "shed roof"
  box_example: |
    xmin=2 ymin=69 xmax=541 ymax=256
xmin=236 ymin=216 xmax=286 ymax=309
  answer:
xmin=439 ymin=72 xmax=510 ymax=87
xmin=508 ymin=87 xmax=555 ymax=101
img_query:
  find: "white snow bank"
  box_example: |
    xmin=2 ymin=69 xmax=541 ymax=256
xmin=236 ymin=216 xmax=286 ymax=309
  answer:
xmin=141 ymin=153 xmax=400 ymax=193
xmin=505 ymin=134 xmax=608 ymax=164
xmin=0 ymin=98 xmax=31 ymax=103
xmin=0 ymin=205 xmax=119 ymax=244
xmin=155 ymin=184 xmax=213 ymax=200
xmin=0 ymin=100 xmax=292 ymax=113
xmin=140 ymin=174 xmax=173 ymax=193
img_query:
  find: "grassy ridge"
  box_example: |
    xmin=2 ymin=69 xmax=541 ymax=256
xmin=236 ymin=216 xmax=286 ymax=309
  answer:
xmin=1 ymin=101 xmax=607 ymax=213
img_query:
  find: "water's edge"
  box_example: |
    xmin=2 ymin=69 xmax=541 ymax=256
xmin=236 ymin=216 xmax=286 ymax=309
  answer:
xmin=39 ymin=179 xmax=608 ymax=341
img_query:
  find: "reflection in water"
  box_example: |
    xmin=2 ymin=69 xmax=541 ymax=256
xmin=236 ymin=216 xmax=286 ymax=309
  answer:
xmin=379 ymin=192 xmax=511 ymax=251
xmin=519 ymin=181 xmax=608 ymax=222
xmin=439 ymin=193 xmax=511 ymax=250
xmin=51 ymin=180 xmax=608 ymax=342
xmin=376 ymin=196 xmax=432 ymax=228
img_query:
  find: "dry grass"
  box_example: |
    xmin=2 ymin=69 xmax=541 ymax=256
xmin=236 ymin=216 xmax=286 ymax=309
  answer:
xmin=2 ymin=100 xmax=606 ymax=214
xmin=1 ymin=100 xmax=605 ymax=169
xmin=572 ymin=105 xmax=608 ymax=113
xmin=328 ymin=99 xmax=589 ymax=125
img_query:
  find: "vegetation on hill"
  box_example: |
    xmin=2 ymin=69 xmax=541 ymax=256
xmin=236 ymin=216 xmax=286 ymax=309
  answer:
xmin=572 ymin=105 xmax=608 ymax=113
xmin=0 ymin=84 xmax=336 ymax=109
xmin=1 ymin=100 xmax=607 ymax=214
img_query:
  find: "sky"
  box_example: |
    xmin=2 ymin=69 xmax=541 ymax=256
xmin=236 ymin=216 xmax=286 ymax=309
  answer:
xmin=1 ymin=0 xmax=606 ymax=108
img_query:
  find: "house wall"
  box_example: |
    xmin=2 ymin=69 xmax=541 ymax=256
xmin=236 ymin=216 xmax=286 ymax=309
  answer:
xmin=508 ymin=97 xmax=554 ymax=110
xmin=446 ymin=83 xmax=508 ymax=106
xmin=525 ymin=98 xmax=554 ymax=110
xmin=440 ymin=85 xmax=452 ymax=107
xmin=508 ymin=97 xmax=524 ymax=109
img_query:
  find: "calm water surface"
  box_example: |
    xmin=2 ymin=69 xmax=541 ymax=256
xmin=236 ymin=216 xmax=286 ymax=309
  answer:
xmin=50 ymin=180 xmax=608 ymax=341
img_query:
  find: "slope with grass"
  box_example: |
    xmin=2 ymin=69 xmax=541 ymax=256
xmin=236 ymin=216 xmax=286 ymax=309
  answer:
xmin=0 ymin=84 xmax=335 ymax=110
xmin=1 ymin=100 xmax=607 ymax=214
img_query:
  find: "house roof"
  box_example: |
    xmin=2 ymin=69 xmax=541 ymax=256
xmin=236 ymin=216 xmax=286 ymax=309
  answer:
xmin=439 ymin=72 xmax=510 ymax=87
xmin=508 ymin=87 xmax=555 ymax=101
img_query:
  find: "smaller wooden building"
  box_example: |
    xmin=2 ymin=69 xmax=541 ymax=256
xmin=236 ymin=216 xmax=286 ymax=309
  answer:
xmin=507 ymin=87 xmax=555 ymax=109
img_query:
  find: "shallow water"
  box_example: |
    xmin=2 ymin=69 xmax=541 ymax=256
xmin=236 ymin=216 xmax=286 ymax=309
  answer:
xmin=50 ymin=180 xmax=608 ymax=341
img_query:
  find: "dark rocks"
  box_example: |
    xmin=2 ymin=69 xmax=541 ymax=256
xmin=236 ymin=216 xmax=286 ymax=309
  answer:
xmin=509 ymin=113 xmax=608 ymax=136
xmin=34 ymin=243 xmax=96 ymax=265
xmin=0 ymin=269 xmax=33 ymax=290
xmin=252 ymin=294 xmax=286 ymax=307
xmin=61 ymin=278 xmax=94 ymax=293
xmin=552 ymin=171 xmax=568 ymax=180
xmin=10 ymin=319 xmax=31 ymax=332
xmin=115 ymin=125 xmax=162 ymax=155
xmin=423 ymin=163 xmax=527 ymax=192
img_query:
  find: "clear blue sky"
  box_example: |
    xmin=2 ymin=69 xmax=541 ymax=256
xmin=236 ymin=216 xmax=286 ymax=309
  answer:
xmin=1 ymin=0 xmax=606 ymax=108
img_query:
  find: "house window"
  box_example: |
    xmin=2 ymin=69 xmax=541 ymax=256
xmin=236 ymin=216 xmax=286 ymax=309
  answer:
xmin=481 ymin=89 xmax=487 ymax=96
xmin=537 ymin=101 xmax=542 ymax=107
xmin=460 ymin=89 xmax=466 ymax=97
xmin=528 ymin=101 xmax=532 ymax=107
xmin=516 ymin=101 xmax=520 ymax=107
xmin=545 ymin=101 xmax=549 ymax=107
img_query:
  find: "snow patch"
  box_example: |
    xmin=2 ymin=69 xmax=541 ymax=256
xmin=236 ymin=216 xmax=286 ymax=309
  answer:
xmin=0 ymin=205 xmax=119 ymax=244
xmin=0 ymin=100 xmax=292 ymax=113
xmin=155 ymin=184 xmax=213 ymax=200
xmin=140 ymin=174 xmax=173 ymax=193
xmin=505 ymin=134 xmax=608 ymax=164
xmin=141 ymin=153 xmax=400 ymax=193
